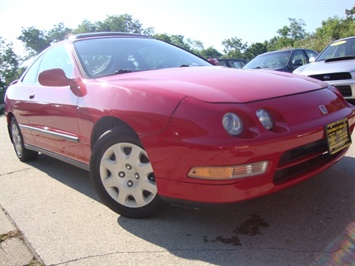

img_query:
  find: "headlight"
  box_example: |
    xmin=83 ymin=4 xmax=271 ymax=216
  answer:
xmin=222 ymin=112 xmax=243 ymax=136
xmin=256 ymin=109 xmax=273 ymax=130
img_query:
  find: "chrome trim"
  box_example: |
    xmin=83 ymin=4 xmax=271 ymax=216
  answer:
xmin=319 ymin=105 xmax=328 ymax=115
xmin=20 ymin=124 xmax=79 ymax=143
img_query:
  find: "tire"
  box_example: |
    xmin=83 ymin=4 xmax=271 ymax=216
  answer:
xmin=10 ymin=117 xmax=38 ymax=162
xmin=90 ymin=127 xmax=165 ymax=218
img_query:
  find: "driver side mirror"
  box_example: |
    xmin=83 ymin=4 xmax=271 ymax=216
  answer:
xmin=38 ymin=68 xmax=87 ymax=96
xmin=38 ymin=68 xmax=70 ymax=87
xmin=292 ymin=59 xmax=304 ymax=67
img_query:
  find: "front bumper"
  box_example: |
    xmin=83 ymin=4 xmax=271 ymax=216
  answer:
xmin=141 ymin=90 xmax=355 ymax=205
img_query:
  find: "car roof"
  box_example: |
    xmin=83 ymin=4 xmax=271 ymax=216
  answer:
xmin=217 ymin=58 xmax=246 ymax=61
xmin=71 ymin=32 xmax=150 ymax=40
xmin=330 ymin=36 xmax=355 ymax=42
xmin=259 ymin=48 xmax=302 ymax=56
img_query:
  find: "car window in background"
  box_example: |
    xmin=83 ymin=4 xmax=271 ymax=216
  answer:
xmin=218 ymin=60 xmax=227 ymax=67
xmin=305 ymin=49 xmax=318 ymax=61
xmin=292 ymin=50 xmax=308 ymax=65
xmin=316 ymin=38 xmax=355 ymax=61
xmin=230 ymin=60 xmax=246 ymax=68
xmin=245 ymin=50 xmax=290 ymax=69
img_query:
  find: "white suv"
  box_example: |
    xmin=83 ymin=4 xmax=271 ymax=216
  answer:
xmin=294 ymin=36 xmax=355 ymax=103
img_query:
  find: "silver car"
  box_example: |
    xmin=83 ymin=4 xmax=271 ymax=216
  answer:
xmin=294 ymin=36 xmax=355 ymax=102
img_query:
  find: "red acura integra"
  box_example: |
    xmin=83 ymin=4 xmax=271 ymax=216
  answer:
xmin=5 ymin=33 xmax=355 ymax=218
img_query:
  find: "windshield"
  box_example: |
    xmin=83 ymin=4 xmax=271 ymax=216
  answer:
xmin=243 ymin=50 xmax=291 ymax=69
xmin=74 ymin=37 xmax=210 ymax=78
xmin=316 ymin=37 xmax=355 ymax=61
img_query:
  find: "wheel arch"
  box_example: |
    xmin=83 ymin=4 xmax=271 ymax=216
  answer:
xmin=6 ymin=112 xmax=15 ymax=143
xmin=90 ymin=116 xmax=138 ymax=150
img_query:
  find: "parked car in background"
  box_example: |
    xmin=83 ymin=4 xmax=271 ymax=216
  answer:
xmin=294 ymin=36 xmax=355 ymax=103
xmin=207 ymin=58 xmax=247 ymax=68
xmin=5 ymin=32 xmax=355 ymax=218
xmin=216 ymin=58 xmax=247 ymax=68
xmin=243 ymin=48 xmax=318 ymax=72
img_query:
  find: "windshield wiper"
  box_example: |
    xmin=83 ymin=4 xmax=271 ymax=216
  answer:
xmin=115 ymin=69 xmax=134 ymax=74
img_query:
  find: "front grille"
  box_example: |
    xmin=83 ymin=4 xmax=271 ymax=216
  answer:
xmin=309 ymin=72 xmax=352 ymax=81
xmin=336 ymin=85 xmax=352 ymax=97
xmin=273 ymin=139 xmax=337 ymax=184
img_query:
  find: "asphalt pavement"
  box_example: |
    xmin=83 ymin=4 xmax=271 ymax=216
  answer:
xmin=1 ymin=114 xmax=355 ymax=266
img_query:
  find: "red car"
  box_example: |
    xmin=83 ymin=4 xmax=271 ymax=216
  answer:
xmin=5 ymin=32 xmax=355 ymax=218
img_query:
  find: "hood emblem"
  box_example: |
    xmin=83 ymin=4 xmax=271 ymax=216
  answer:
xmin=323 ymin=75 xmax=331 ymax=80
xmin=319 ymin=105 xmax=328 ymax=115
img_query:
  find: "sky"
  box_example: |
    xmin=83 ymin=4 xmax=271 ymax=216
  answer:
xmin=0 ymin=0 xmax=354 ymax=54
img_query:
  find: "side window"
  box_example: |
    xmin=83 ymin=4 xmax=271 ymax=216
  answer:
xmin=22 ymin=55 xmax=44 ymax=84
xmin=230 ymin=61 xmax=245 ymax=69
xmin=238 ymin=60 xmax=246 ymax=68
xmin=305 ymin=50 xmax=318 ymax=61
xmin=292 ymin=50 xmax=308 ymax=65
xmin=218 ymin=60 xmax=228 ymax=67
xmin=38 ymin=45 xmax=74 ymax=79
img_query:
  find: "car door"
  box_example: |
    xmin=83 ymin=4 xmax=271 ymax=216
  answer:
xmin=7 ymin=55 xmax=45 ymax=147
xmin=304 ymin=49 xmax=318 ymax=62
xmin=290 ymin=50 xmax=308 ymax=71
xmin=25 ymin=44 xmax=85 ymax=163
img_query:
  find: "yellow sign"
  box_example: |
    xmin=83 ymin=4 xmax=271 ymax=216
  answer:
xmin=326 ymin=119 xmax=352 ymax=155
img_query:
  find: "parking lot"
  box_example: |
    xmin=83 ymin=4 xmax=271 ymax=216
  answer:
xmin=1 ymin=115 xmax=354 ymax=265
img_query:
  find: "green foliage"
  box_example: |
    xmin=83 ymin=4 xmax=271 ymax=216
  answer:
xmin=2 ymin=6 xmax=353 ymax=80
xmin=296 ymin=9 xmax=355 ymax=52
xmin=221 ymin=37 xmax=248 ymax=58
xmin=153 ymin=33 xmax=192 ymax=51
xmin=199 ymin=47 xmax=222 ymax=59
xmin=267 ymin=18 xmax=308 ymax=51
xmin=244 ymin=42 xmax=268 ymax=60
xmin=74 ymin=14 xmax=155 ymax=36
xmin=95 ymin=14 xmax=144 ymax=33
xmin=0 ymin=38 xmax=24 ymax=93
xmin=17 ymin=22 xmax=71 ymax=57
xmin=221 ymin=11 xmax=354 ymax=59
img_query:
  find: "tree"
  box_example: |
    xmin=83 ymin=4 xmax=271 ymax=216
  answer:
xmin=18 ymin=23 xmax=72 ymax=57
xmin=244 ymin=42 xmax=268 ymax=60
xmin=345 ymin=6 xmax=355 ymax=20
xmin=75 ymin=19 xmax=98 ymax=33
xmin=46 ymin=22 xmax=72 ymax=43
xmin=199 ymin=47 xmax=222 ymax=59
xmin=221 ymin=37 xmax=247 ymax=58
xmin=267 ymin=18 xmax=308 ymax=50
xmin=95 ymin=14 xmax=144 ymax=33
xmin=0 ymin=38 xmax=24 ymax=105
xmin=17 ymin=26 xmax=51 ymax=56
xmin=186 ymin=39 xmax=204 ymax=55
xmin=153 ymin=33 xmax=192 ymax=51
xmin=74 ymin=14 xmax=152 ymax=35
xmin=297 ymin=9 xmax=355 ymax=52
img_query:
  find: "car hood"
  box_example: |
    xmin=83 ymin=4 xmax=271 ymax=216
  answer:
xmin=294 ymin=59 xmax=355 ymax=75
xmin=98 ymin=66 xmax=327 ymax=103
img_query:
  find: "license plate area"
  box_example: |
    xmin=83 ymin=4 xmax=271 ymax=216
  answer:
xmin=325 ymin=118 xmax=352 ymax=155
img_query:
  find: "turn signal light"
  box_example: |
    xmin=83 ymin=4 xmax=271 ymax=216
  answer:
xmin=188 ymin=161 xmax=268 ymax=180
